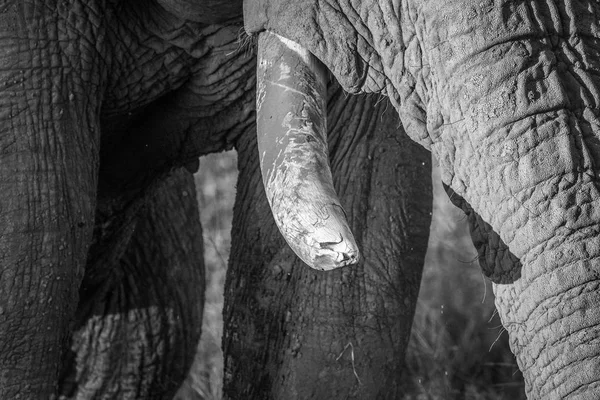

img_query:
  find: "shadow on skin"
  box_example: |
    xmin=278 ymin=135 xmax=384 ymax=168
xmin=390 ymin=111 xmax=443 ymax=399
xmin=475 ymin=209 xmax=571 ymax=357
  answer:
xmin=58 ymin=169 xmax=204 ymax=399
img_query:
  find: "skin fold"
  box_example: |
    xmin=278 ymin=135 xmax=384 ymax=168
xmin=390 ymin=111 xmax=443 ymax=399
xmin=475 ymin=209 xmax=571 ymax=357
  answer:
xmin=244 ymin=0 xmax=600 ymax=398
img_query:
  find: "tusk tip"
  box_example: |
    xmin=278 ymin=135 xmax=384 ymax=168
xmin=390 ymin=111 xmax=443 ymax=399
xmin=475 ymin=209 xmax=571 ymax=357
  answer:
xmin=311 ymin=241 xmax=360 ymax=271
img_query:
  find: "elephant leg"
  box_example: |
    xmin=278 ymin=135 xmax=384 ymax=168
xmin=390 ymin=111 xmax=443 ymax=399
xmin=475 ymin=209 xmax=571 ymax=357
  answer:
xmin=60 ymin=168 xmax=205 ymax=400
xmin=0 ymin=7 xmax=101 ymax=398
xmin=223 ymin=87 xmax=432 ymax=399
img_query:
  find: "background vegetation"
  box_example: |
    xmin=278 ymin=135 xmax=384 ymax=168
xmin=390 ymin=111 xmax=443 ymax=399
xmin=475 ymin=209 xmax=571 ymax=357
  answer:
xmin=175 ymin=151 xmax=526 ymax=400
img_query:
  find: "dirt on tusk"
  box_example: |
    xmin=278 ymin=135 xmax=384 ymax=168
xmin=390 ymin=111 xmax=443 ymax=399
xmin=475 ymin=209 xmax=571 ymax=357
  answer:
xmin=256 ymin=31 xmax=360 ymax=271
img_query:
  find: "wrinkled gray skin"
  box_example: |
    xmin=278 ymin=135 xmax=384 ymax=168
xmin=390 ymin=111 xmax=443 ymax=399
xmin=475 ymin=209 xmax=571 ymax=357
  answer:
xmin=0 ymin=1 xmax=432 ymax=399
xmin=244 ymin=0 xmax=600 ymax=399
xmin=9 ymin=0 xmax=594 ymax=399
xmin=0 ymin=3 xmax=250 ymax=398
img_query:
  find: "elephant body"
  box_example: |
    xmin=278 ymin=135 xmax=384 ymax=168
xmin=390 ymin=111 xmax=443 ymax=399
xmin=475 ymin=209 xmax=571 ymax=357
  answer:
xmin=0 ymin=1 xmax=433 ymax=398
xmin=0 ymin=2 xmax=251 ymax=398
xmin=4 ymin=0 xmax=595 ymax=398
xmin=61 ymin=168 xmax=205 ymax=399
xmin=244 ymin=0 xmax=600 ymax=398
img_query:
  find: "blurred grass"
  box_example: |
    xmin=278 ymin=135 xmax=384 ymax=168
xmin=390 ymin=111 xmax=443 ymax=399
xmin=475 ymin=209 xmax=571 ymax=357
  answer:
xmin=175 ymin=152 xmax=237 ymax=400
xmin=175 ymin=151 xmax=525 ymax=400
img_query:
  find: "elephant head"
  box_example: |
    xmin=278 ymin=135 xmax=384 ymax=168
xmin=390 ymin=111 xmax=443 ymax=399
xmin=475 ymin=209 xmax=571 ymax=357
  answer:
xmin=236 ymin=0 xmax=600 ymax=398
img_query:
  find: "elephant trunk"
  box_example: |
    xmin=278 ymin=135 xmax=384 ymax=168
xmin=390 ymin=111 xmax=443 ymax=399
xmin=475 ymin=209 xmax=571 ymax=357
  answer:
xmin=397 ymin=2 xmax=600 ymax=396
xmin=495 ymin=235 xmax=600 ymax=398
xmin=255 ymin=31 xmax=359 ymax=271
xmin=447 ymin=58 xmax=600 ymax=400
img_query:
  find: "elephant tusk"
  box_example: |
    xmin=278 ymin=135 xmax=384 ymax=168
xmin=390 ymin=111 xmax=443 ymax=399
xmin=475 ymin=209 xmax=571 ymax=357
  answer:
xmin=256 ymin=31 xmax=360 ymax=271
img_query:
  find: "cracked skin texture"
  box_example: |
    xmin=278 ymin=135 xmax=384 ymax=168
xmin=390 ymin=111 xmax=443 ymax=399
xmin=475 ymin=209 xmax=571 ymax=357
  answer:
xmin=0 ymin=1 xmax=254 ymax=399
xmin=244 ymin=0 xmax=600 ymax=398
xmin=0 ymin=1 xmax=429 ymax=399
xmin=9 ymin=0 xmax=600 ymax=398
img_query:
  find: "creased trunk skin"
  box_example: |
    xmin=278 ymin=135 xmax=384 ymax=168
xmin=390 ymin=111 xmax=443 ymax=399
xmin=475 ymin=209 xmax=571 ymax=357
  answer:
xmin=0 ymin=4 xmax=101 ymax=398
xmin=256 ymin=32 xmax=359 ymax=271
xmin=59 ymin=168 xmax=204 ymax=400
xmin=224 ymin=85 xmax=432 ymax=399
xmin=418 ymin=2 xmax=600 ymax=398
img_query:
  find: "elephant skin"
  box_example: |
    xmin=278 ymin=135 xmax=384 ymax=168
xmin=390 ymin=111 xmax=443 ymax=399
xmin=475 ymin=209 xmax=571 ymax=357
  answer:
xmin=225 ymin=84 xmax=431 ymax=399
xmin=244 ymin=0 xmax=600 ymax=399
xmin=61 ymin=168 xmax=205 ymax=399
xmin=0 ymin=1 xmax=433 ymax=399
xmin=0 ymin=1 xmax=253 ymax=398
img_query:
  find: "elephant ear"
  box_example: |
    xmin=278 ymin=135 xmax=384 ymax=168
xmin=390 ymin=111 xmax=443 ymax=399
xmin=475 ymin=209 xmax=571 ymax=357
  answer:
xmin=443 ymin=184 xmax=522 ymax=285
